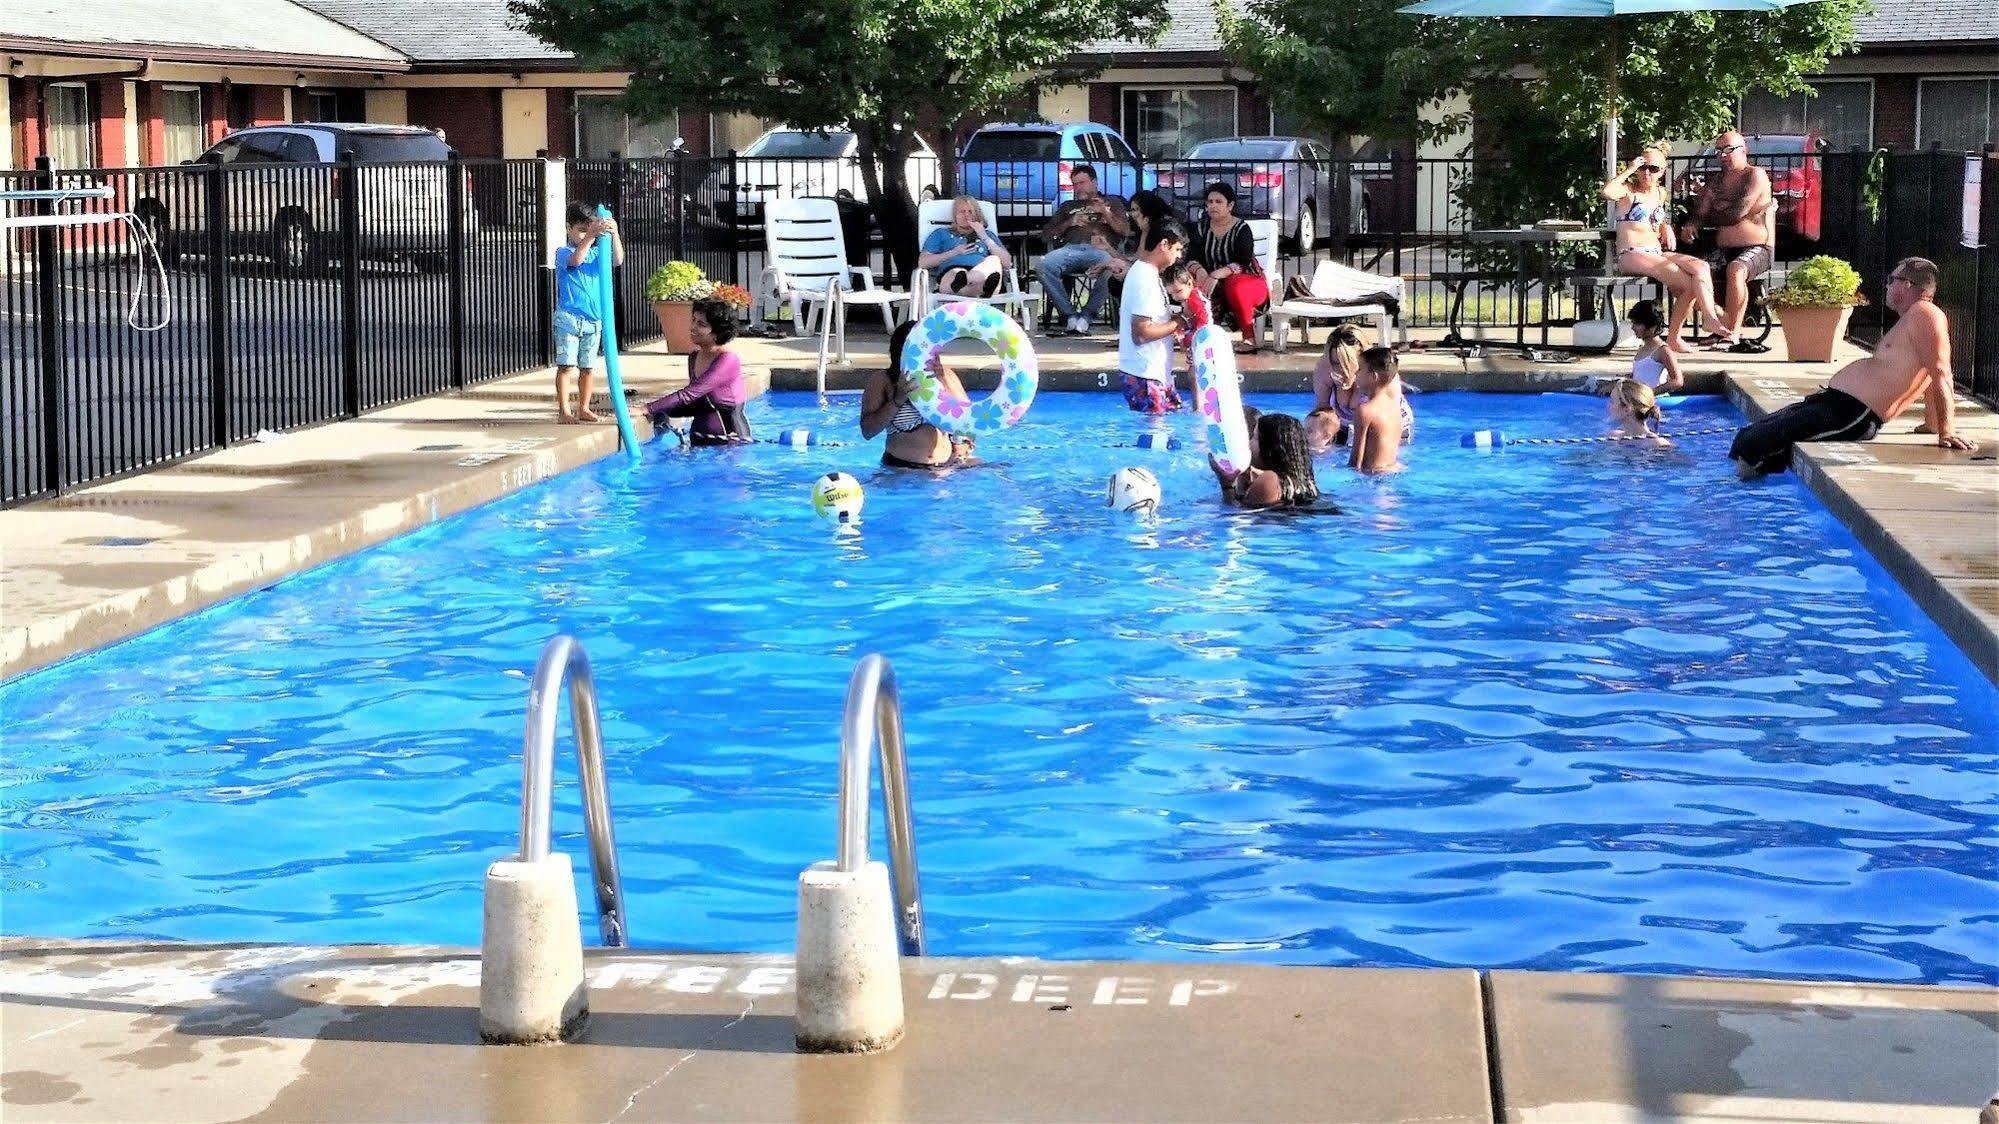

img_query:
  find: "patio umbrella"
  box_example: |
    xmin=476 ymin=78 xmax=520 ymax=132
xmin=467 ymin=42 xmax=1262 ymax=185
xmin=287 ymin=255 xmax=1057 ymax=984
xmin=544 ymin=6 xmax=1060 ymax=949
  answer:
xmin=1397 ymin=0 xmax=1830 ymax=182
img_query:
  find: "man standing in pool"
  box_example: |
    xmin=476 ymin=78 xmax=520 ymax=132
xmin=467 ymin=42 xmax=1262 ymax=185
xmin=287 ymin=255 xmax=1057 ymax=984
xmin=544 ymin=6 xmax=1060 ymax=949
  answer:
xmin=1729 ymin=257 xmax=1974 ymax=479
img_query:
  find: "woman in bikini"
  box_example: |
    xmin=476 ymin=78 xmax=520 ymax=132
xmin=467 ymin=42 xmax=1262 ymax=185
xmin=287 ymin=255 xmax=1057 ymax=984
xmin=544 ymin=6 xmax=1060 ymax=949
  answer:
xmin=860 ymin=320 xmax=975 ymax=470
xmin=1602 ymin=146 xmax=1729 ymax=354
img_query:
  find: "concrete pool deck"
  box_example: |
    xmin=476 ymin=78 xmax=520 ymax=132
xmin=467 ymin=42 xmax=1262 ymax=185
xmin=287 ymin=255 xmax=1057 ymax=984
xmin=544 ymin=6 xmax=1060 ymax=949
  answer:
xmin=0 ymin=322 xmax=1984 ymax=685
xmin=1 ymin=938 xmax=1993 ymax=1122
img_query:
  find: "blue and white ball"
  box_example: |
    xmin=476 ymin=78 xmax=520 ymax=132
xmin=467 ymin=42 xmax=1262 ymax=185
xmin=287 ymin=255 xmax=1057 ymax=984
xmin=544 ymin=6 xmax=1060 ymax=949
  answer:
xmin=1106 ymin=466 xmax=1161 ymax=515
xmin=811 ymin=472 xmax=864 ymax=524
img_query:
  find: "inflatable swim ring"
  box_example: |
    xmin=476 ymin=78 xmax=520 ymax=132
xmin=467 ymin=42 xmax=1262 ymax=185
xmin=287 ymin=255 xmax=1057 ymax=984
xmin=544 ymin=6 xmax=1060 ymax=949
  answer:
xmin=898 ymin=302 xmax=1039 ymax=437
xmin=1188 ymin=324 xmax=1252 ymax=474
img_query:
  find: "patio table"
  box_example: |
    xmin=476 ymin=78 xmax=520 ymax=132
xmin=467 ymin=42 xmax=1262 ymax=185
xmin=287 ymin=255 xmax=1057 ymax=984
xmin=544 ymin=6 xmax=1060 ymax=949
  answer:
xmin=1446 ymin=227 xmax=1611 ymax=355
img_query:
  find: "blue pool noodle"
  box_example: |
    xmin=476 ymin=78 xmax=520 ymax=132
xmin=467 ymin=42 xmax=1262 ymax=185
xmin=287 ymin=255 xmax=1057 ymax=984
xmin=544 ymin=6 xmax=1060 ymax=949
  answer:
xmin=592 ymin=204 xmax=642 ymax=465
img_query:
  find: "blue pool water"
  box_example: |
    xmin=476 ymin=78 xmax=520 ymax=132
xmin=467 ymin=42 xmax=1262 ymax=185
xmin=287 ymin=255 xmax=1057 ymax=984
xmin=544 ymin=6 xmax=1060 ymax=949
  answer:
xmin=4 ymin=391 xmax=1995 ymax=984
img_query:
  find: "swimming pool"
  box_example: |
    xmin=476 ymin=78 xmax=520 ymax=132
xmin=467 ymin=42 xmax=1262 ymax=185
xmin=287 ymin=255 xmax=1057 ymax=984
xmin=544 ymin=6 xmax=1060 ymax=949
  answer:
xmin=3 ymin=391 xmax=1994 ymax=984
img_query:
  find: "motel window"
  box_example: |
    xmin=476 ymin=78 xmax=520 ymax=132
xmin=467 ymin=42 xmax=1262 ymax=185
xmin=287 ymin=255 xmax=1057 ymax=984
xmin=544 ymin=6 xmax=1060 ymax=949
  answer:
xmin=302 ymin=90 xmax=341 ymax=123
xmin=1739 ymin=79 xmax=1872 ymax=152
xmin=1917 ymin=79 xmax=1997 ymax=153
xmin=574 ymin=93 xmax=678 ymax=159
xmin=160 ymin=86 xmax=206 ymax=164
xmin=1123 ymin=88 xmax=1237 ymax=159
xmin=45 ymin=83 xmax=96 ymax=169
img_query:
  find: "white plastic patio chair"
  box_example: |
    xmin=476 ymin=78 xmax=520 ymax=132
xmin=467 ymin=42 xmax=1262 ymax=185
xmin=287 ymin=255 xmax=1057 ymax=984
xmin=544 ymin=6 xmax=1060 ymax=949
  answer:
xmin=1263 ymin=257 xmax=1404 ymax=354
xmin=910 ymin=199 xmax=1040 ymax=331
xmin=757 ymin=198 xmax=911 ymax=374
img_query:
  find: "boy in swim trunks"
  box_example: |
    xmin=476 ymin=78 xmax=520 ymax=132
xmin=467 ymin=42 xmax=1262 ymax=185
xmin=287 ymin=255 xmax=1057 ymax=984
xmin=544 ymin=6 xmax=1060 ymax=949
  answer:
xmin=1730 ymin=257 xmax=1973 ymax=478
xmin=1348 ymin=346 xmax=1406 ymax=475
xmin=1119 ymin=222 xmax=1188 ymax=413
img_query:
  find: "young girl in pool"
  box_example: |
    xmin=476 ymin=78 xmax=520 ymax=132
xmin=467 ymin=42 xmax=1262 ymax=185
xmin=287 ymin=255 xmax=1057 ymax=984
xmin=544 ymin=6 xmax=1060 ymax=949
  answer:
xmin=1210 ymin=413 xmax=1321 ymax=509
xmin=1626 ymin=299 xmax=1684 ymax=392
xmin=861 ymin=320 xmax=976 ymax=469
xmin=1607 ymin=378 xmax=1670 ymax=447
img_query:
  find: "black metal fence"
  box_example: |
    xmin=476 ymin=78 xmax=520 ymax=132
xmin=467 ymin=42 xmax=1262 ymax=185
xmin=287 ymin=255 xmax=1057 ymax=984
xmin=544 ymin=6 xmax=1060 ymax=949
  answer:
xmin=3 ymin=155 xmax=547 ymax=506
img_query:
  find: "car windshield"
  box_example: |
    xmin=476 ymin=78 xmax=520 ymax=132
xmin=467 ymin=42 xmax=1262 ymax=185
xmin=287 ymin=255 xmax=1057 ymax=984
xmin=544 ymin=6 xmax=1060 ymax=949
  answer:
xmin=745 ymin=132 xmax=851 ymax=159
xmin=344 ymin=132 xmax=451 ymax=162
xmin=963 ymin=132 xmax=1060 ymax=161
xmin=1184 ymin=140 xmax=1293 ymax=160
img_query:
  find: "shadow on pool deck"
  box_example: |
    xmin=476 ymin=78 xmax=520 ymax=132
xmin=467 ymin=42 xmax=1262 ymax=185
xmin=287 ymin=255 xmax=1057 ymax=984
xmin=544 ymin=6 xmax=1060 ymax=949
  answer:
xmin=2 ymin=938 xmax=1993 ymax=1123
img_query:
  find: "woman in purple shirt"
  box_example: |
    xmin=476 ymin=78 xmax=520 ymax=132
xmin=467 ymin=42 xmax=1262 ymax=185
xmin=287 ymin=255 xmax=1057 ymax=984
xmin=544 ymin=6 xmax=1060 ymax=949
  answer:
xmin=644 ymin=300 xmax=751 ymax=445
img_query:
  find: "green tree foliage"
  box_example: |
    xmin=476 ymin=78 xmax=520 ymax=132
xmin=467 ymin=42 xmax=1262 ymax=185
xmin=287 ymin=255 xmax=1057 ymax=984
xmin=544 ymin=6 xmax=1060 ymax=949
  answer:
xmin=1220 ymin=0 xmax=1865 ymax=245
xmin=515 ymin=0 xmax=1164 ymax=279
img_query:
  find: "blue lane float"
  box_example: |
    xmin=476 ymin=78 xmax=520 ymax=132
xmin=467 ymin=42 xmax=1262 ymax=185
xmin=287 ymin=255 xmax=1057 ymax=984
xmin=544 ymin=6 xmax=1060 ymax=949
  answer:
xmin=1461 ymin=424 xmax=1739 ymax=449
xmin=590 ymin=204 xmax=641 ymax=465
xmin=1132 ymin=432 xmax=1181 ymax=450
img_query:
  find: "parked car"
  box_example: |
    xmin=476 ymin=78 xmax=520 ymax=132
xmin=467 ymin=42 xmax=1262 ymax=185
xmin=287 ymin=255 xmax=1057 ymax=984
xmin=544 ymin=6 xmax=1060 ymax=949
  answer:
xmin=1677 ymin=133 xmax=1824 ymax=249
xmin=715 ymin=127 xmax=939 ymax=227
xmin=133 ymin=123 xmax=473 ymax=276
xmin=1155 ymin=136 xmax=1370 ymax=252
xmin=957 ymin=122 xmax=1156 ymax=233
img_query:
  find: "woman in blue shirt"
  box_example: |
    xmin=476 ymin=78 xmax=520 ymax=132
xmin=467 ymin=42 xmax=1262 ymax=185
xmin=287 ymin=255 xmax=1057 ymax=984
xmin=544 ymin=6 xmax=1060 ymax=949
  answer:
xmin=918 ymin=195 xmax=1013 ymax=298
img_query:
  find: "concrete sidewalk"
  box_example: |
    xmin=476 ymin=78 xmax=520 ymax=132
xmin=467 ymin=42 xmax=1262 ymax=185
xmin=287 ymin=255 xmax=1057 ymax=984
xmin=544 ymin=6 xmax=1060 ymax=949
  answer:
xmin=2 ymin=938 xmax=1992 ymax=1123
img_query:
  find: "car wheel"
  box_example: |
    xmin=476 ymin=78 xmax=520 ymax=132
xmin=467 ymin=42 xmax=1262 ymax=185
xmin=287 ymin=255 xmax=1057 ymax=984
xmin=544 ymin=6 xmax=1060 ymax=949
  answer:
xmin=1294 ymin=203 xmax=1316 ymax=254
xmin=271 ymin=213 xmax=321 ymax=278
xmin=414 ymin=252 xmax=450 ymax=275
xmin=132 ymin=200 xmax=180 ymax=267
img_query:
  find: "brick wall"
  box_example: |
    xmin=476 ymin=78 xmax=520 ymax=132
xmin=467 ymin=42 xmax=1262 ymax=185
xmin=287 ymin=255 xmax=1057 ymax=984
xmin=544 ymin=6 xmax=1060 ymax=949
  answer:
xmin=95 ymin=80 xmax=129 ymax=167
xmin=1875 ymin=75 xmax=1918 ymax=149
xmin=408 ymin=88 xmax=502 ymax=157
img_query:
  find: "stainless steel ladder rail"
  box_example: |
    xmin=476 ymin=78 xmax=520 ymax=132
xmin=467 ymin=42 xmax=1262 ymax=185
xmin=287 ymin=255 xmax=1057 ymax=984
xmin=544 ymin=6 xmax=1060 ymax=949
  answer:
xmin=837 ymin=654 xmax=926 ymax=956
xmin=520 ymin=635 xmax=628 ymax=948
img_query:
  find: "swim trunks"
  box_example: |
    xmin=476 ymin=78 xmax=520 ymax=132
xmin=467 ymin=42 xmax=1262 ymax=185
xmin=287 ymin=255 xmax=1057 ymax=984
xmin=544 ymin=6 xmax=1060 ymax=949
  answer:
xmin=1121 ymin=373 xmax=1181 ymax=414
xmin=1714 ymin=244 xmax=1773 ymax=280
xmin=1728 ymin=387 xmax=1882 ymax=476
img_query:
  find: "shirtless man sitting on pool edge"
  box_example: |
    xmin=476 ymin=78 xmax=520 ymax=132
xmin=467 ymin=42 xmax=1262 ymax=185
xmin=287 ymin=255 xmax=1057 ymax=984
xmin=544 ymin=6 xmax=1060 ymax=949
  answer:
xmin=1730 ymin=256 xmax=1975 ymax=479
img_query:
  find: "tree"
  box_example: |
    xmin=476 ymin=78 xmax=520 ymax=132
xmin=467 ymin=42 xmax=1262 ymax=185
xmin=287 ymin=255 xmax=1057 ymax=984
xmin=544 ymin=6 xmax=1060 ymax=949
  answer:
xmin=1219 ymin=0 xmax=1865 ymax=238
xmin=514 ymin=0 xmax=1165 ymax=281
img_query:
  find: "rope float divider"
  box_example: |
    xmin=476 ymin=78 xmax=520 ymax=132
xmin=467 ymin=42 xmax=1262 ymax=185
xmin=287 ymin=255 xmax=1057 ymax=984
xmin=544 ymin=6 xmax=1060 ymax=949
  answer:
xmin=1461 ymin=424 xmax=1739 ymax=449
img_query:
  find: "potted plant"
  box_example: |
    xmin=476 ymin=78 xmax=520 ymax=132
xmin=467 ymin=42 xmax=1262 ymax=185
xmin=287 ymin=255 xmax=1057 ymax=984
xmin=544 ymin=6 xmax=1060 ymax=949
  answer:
xmin=644 ymin=261 xmax=711 ymax=352
xmin=1767 ymin=255 xmax=1865 ymax=363
xmin=709 ymin=282 xmax=755 ymax=322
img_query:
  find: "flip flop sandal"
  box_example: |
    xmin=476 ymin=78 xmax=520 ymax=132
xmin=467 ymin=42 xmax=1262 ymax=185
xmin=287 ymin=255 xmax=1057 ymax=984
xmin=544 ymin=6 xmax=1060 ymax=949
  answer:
xmin=1727 ymin=340 xmax=1770 ymax=354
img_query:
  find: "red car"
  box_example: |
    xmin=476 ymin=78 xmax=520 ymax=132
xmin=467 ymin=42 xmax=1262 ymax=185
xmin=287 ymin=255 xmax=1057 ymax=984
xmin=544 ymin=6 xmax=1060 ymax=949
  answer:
xmin=1678 ymin=133 xmax=1823 ymax=248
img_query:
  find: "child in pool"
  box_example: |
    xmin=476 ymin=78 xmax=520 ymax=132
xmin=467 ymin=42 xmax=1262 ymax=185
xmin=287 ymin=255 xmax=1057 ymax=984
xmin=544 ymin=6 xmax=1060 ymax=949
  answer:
xmin=1210 ymin=413 xmax=1321 ymax=509
xmin=1348 ymin=347 xmax=1405 ymax=475
xmin=1607 ymin=378 xmax=1670 ymax=447
xmin=1627 ymin=299 xmax=1684 ymax=392
xmin=1313 ymin=324 xmax=1413 ymax=449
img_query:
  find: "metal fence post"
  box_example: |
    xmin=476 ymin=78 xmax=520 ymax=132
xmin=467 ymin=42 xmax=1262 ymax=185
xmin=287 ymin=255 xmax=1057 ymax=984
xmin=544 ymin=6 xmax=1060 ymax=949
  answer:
xmin=32 ymin=157 xmax=64 ymax=496
xmin=669 ymin=148 xmax=687 ymax=264
xmin=447 ymin=152 xmax=468 ymax=390
xmin=337 ymin=148 xmax=362 ymax=416
xmin=204 ymin=159 xmax=231 ymax=446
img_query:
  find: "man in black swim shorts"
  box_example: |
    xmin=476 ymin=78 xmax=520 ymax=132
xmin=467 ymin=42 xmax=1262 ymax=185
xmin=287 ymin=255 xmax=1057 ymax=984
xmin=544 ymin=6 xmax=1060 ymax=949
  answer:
xmin=1730 ymin=257 xmax=1973 ymax=478
xmin=1681 ymin=131 xmax=1773 ymax=349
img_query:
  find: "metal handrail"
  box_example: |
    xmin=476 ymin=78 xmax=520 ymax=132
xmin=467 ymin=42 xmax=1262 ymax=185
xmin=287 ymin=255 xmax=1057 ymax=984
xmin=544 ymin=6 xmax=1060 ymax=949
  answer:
xmin=837 ymin=654 xmax=925 ymax=956
xmin=520 ymin=635 xmax=628 ymax=948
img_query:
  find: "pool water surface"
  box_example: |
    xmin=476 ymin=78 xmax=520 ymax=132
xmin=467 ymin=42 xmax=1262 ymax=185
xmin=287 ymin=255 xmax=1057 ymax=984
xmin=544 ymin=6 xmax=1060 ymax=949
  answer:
xmin=3 ymin=391 xmax=1994 ymax=984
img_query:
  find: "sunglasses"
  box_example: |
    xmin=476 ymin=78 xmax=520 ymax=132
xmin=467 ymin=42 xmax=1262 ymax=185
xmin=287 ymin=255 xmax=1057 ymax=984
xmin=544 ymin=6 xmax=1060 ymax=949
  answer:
xmin=1639 ymin=164 xmax=1663 ymax=174
xmin=1716 ymin=144 xmax=1745 ymax=154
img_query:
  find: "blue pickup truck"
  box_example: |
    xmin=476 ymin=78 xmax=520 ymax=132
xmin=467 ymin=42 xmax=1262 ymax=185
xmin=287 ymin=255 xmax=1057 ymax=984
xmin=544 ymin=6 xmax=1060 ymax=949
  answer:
xmin=957 ymin=122 xmax=1156 ymax=234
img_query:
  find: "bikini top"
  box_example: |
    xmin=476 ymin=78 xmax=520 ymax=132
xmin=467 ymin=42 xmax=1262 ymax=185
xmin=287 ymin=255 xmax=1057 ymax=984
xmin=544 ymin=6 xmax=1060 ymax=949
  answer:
xmin=1620 ymin=193 xmax=1669 ymax=226
xmin=889 ymin=397 xmax=927 ymax=434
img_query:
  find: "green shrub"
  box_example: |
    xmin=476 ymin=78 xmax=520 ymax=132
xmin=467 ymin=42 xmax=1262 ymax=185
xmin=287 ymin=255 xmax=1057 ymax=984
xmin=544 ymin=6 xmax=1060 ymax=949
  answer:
xmin=1768 ymin=256 xmax=1864 ymax=309
xmin=645 ymin=261 xmax=711 ymax=302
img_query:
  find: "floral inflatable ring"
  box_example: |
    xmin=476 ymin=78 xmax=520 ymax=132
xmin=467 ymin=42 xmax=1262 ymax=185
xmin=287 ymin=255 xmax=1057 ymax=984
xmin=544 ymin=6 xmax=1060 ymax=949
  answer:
xmin=1189 ymin=324 xmax=1253 ymax=474
xmin=899 ymin=302 xmax=1039 ymax=437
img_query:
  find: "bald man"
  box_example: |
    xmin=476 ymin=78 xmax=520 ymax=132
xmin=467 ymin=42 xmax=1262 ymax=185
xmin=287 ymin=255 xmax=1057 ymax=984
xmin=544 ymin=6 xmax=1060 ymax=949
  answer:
xmin=1681 ymin=131 xmax=1773 ymax=346
xmin=1730 ymin=256 xmax=1975 ymax=478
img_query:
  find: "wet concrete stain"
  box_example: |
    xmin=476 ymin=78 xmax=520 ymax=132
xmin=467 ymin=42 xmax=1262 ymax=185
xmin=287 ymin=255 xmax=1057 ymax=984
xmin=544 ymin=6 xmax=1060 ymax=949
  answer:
xmin=2 ymin=1071 xmax=84 ymax=1106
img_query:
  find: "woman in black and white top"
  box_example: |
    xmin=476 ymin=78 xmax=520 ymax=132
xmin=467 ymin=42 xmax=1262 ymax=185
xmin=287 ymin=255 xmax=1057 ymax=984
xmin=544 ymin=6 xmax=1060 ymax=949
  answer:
xmin=1186 ymin=182 xmax=1269 ymax=353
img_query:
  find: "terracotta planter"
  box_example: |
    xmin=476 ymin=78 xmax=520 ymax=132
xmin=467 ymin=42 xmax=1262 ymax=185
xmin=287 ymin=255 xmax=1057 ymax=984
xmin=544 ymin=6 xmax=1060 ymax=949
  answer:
xmin=1775 ymin=304 xmax=1854 ymax=364
xmin=652 ymin=300 xmax=695 ymax=353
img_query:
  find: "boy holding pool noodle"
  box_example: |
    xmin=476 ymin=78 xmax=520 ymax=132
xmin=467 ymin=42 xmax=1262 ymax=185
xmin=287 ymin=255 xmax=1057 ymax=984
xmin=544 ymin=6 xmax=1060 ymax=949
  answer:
xmin=1118 ymin=222 xmax=1188 ymax=414
xmin=552 ymin=202 xmax=625 ymax=423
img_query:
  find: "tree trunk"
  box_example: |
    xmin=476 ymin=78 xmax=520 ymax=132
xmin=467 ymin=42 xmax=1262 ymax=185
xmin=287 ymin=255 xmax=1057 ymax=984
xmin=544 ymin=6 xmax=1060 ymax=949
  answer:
xmin=856 ymin=123 xmax=919 ymax=287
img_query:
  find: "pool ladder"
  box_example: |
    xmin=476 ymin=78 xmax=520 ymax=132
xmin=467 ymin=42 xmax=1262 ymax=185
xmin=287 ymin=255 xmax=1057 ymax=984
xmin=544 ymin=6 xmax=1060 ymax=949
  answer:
xmin=839 ymin=653 xmax=926 ymax=956
xmin=520 ymin=635 xmax=627 ymax=947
